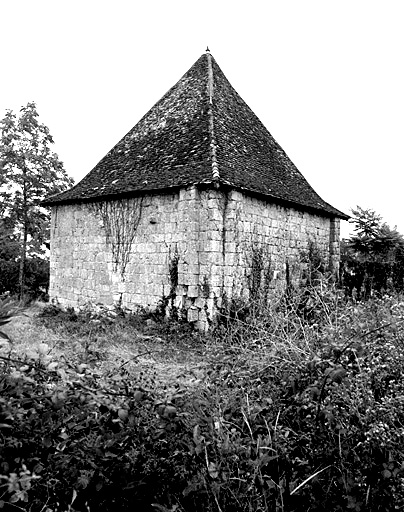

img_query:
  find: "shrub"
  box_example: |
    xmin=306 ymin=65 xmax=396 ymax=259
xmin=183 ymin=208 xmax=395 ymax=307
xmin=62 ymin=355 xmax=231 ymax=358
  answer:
xmin=341 ymin=206 xmax=404 ymax=298
xmin=0 ymin=340 xmax=202 ymax=511
xmin=199 ymin=289 xmax=404 ymax=511
xmin=0 ymin=256 xmax=49 ymax=299
xmin=0 ymin=297 xmax=22 ymax=340
xmin=2 ymin=289 xmax=404 ymax=511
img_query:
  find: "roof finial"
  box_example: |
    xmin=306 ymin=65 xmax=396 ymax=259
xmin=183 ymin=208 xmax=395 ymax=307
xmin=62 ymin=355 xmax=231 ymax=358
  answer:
xmin=206 ymin=46 xmax=210 ymax=53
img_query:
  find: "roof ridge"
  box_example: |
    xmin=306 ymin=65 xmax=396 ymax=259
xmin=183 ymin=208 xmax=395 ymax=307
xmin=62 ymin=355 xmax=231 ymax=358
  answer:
xmin=206 ymin=52 xmax=219 ymax=183
xmin=42 ymin=52 xmax=348 ymax=219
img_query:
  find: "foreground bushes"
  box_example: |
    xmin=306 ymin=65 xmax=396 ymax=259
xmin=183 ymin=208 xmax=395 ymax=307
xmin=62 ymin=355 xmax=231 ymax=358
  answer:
xmin=201 ymin=290 xmax=404 ymax=511
xmin=0 ymin=256 xmax=49 ymax=300
xmin=1 ymin=290 xmax=404 ymax=510
xmin=0 ymin=324 xmax=198 ymax=510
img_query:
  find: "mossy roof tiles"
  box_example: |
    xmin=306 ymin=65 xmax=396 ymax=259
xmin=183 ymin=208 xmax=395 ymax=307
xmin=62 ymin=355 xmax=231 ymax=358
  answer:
xmin=44 ymin=53 xmax=347 ymax=219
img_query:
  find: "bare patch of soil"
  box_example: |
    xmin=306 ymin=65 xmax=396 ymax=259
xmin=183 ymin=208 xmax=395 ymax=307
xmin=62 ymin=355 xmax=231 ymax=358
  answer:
xmin=4 ymin=303 xmax=209 ymax=394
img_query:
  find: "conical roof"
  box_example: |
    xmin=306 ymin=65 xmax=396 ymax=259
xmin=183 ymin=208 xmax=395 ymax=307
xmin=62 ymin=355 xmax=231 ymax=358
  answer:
xmin=44 ymin=52 xmax=347 ymax=218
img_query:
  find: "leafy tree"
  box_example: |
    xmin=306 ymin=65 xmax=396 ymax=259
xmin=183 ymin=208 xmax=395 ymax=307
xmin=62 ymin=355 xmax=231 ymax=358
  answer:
xmin=349 ymin=206 xmax=404 ymax=260
xmin=342 ymin=206 xmax=404 ymax=297
xmin=0 ymin=102 xmax=74 ymax=298
xmin=0 ymin=219 xmax=19 ymax=296
xmin=350 ymin=206 xmax=382 ymax=238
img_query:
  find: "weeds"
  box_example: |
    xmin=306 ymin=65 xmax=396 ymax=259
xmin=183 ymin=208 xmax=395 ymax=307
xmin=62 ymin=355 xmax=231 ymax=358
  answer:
xmin=1 ymin=288 xmax=404 ymax=510
xmin=0 ymin=297 xmax=24 ymax=340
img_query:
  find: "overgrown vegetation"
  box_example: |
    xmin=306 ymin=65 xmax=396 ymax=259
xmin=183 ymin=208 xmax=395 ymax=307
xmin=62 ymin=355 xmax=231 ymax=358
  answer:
xmin=341 ymin=206 xmax=404 ymax=298
xmin=0 ymin=249 xmax=49 ymax=300
xmin=2 ymin=203 xmax=404 ymax=510
xmin=0 ymin=102 xmax=73 ymax=299
xmin=1 ymin=286 xmax=404 ymax=511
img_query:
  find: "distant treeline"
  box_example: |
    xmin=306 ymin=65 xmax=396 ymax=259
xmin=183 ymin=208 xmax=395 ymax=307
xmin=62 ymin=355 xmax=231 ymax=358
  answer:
xmin=340 ymin=206 xmax=404 ymax=298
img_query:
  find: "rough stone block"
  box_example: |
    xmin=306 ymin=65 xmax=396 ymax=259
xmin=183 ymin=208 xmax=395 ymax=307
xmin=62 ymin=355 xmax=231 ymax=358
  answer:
xmin=206 ymin=229 xmax=221 ymax=241
xmin=187 ymin=285 xmax=199 ymax=297
xmin=194 ymin=296 xmax=206 ymax=309
xmin=209 ymin=208 xmax=223 ymax=222
xmin=224 ymin=242 xmax=236 ymax=253
xmin=187 ymin=306 xmax=199 ymax=323
xmin=181 ymin=273 xmax=199 ymax=286
xmin=206 ymin=240 xmax=221 ymax=253
xmin=229 ymin=190 xmax=243 ymax=201
xmin=183 ymin=262 xmax=197 ymax=275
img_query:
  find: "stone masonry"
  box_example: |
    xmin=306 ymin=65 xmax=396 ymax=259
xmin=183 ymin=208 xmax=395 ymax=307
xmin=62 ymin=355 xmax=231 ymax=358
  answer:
xmin=50 ymin=185 xmax=340 ymax=330
xmin=45 ymin=51 xmax=347 ymax=328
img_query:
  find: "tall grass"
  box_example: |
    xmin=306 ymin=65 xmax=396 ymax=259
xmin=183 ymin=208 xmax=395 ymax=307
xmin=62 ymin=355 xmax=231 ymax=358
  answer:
xmin=1 ymin=285 xmax=404 ymax=511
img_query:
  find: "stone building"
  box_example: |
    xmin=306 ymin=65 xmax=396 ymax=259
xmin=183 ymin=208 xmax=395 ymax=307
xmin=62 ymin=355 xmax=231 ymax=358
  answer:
xmin=44 ymin=50 xmax=348 ymax=329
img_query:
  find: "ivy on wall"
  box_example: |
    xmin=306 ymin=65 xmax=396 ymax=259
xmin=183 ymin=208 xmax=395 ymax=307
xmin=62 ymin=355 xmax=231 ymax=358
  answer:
xmin=90 ymin=198 xmax=143 ymax=278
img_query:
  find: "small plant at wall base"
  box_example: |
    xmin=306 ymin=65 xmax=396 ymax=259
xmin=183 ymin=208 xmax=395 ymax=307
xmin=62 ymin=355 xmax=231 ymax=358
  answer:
xmin=247 ymin=243 xmax=272 ymax=303
xmin=213 ymin=243 xmax=273 ymax=329
xmin=156 ymin=247 xmax=180 ymax=320
xmin=90 ymin=197 xmax=143 ymax=278
xmin=201 ymin=275 xmax=210 ymax=299
xmin=169 ymin=248 xmax=179 ymax=297
xmin=300 ymin=240 xmax=327 ymax=286
xmin=290 ymin=241 xmax=338 ymax=325
xmin=167 ymin=248 xmax=180 ymax=320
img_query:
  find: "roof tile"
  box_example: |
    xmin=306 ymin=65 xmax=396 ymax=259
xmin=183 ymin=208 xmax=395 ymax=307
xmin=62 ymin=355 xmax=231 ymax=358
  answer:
xmin=44 ymin=53 xmax=347 ymax=219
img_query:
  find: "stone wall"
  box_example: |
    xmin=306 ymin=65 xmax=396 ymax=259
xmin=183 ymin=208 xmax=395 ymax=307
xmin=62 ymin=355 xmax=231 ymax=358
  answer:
xmin=186 ymin=188 xmax=337 ymax=328
xmin=49 ymin=185 xmax=340 ymax=329
xmin=49 ymin=189 xmax=198 ymax=310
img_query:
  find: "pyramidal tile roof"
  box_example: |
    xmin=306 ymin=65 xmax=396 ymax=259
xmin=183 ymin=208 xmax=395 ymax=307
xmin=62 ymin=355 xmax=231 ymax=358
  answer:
xmin=44 ymin=52 xmax=347 ymax=218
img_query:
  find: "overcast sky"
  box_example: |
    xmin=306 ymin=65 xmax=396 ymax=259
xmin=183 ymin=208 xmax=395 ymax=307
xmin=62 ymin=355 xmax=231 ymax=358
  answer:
xmin=1 ymin=0 xmax=403 ymax=238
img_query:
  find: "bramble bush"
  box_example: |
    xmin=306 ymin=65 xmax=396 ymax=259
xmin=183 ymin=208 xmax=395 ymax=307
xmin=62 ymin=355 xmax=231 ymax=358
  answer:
xmin=198 ymin=287 xmax=404 ymax=511
xmin=1 ymin=289 xmax=404 ymax=511
xmin=0 ymin=308 xmax=202 ymax=510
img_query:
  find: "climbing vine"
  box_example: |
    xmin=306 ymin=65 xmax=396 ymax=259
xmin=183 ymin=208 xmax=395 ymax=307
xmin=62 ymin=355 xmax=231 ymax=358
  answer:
xmin=90 ymin=197 xmax=143 ymax=278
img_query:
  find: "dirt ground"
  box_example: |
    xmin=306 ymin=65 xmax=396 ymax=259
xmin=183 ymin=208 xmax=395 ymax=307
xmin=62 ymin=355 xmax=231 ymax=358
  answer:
xmin=2 ymin=302 xmax=210 ymax=395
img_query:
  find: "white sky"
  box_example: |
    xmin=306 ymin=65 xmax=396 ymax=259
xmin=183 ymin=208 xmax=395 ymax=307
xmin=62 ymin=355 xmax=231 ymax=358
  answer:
xmin=1 ymin=0 xmax=403 ymax=239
